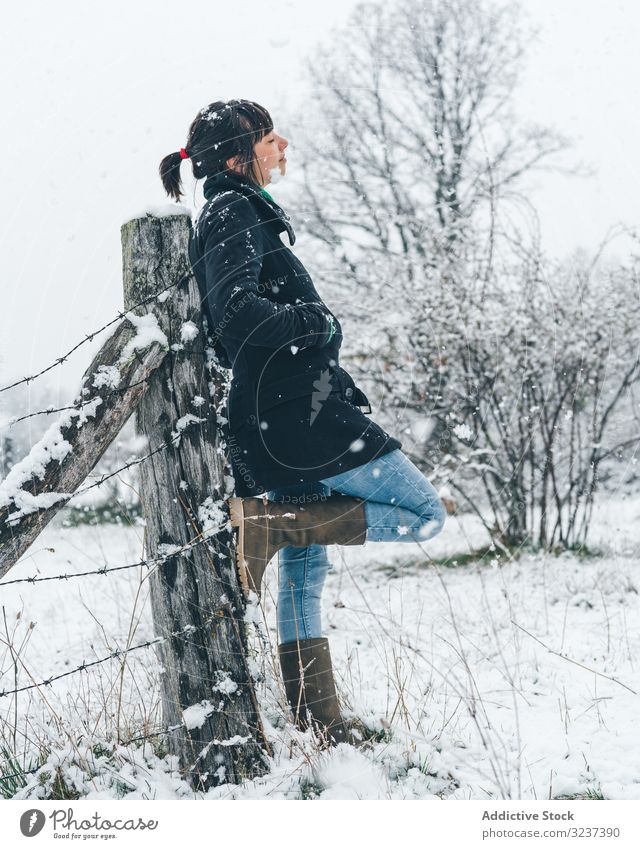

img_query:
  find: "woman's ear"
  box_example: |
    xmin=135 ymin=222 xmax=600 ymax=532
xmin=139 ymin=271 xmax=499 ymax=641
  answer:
xmin=225 ymin=155 xmax=239 ymax=172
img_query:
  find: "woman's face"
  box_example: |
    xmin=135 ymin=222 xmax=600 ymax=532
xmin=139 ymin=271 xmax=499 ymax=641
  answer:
xmin=229 ymin=129 xmax=288 ymax=186
xmin=254 ymin=129 xmax=288 ymax=185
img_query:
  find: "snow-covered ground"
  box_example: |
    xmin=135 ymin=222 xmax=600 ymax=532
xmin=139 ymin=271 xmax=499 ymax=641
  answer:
xmin=2 ymin=492 xmax=640 ymax=800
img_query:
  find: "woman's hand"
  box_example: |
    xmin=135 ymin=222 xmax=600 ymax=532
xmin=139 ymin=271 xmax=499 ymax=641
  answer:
xmin=300 ymin=304 xmax=343 ymax=349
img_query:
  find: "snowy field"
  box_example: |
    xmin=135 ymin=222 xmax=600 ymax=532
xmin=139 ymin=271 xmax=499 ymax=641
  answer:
xmin=2 ymin=493 xmax=640 ymax=801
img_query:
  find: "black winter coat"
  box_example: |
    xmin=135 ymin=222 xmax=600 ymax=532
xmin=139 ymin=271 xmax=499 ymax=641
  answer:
xmin=187 ymin=170 xmax=402 ymax=496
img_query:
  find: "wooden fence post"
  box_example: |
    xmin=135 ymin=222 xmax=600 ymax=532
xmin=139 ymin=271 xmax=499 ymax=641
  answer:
xmin=121 ymin=211 xmax=267 ymax=790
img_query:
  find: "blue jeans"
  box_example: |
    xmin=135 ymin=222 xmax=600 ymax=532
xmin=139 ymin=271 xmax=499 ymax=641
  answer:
xmin=265 ymin=448 xmax=446 ymax=645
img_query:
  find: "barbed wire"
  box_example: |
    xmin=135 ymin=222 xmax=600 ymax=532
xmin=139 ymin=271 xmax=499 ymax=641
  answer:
xmin=0 ymin=528 xmax=226 ymax=588
xmin=70 ymin=432 xmax=189 ymax=501
xmin=0 ymin=275 xmax=187 ymax=396
xmin=2 ymin=443 xmax=171 ymax=528
xmin=0 ymin=483 xmax=248 ymax=788
xmin=0 ymin=598 xmax=237 ymax=700
xmin=3 ymin=428 xmax=188 ymax=527
xmin=0 ymin=562 xmax=139 ymax=587
xmin=1 ymin=348 xmax=220 ymax=431
xmin=0 ymin=639 xmax=162 ymax=698
xmin=0 ymin=586 xmax=265 ymax=700
xmin=2 ymin=377 xmax=154 ymax=430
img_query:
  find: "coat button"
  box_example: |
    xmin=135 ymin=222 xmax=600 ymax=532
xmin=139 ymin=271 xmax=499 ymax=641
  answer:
xmin=345 ymin=387 xmax=353 ymax=399
xmin=248 ymin=414 xmax=257 ymax=426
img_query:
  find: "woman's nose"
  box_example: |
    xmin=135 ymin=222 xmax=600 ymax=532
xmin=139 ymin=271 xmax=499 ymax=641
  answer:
xmin=279 ymin=135 xmax=288 ymax=151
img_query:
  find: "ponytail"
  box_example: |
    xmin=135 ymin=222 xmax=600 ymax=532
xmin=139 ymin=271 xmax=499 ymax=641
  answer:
xmin=159 ymin=150 xmax=187 ymax=202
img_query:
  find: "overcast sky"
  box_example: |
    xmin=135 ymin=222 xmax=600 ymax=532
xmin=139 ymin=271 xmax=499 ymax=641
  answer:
xmin=1 ymin=0 xmax=638 ymax=410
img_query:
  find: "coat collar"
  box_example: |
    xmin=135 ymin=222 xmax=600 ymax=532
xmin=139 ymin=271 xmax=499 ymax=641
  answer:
xmin=202 ymin=171 xmax=296 ymax=246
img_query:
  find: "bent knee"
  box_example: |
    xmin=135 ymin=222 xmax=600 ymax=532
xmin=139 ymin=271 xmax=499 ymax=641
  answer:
xmin=417 ymin=499 xmax=446 ymax=540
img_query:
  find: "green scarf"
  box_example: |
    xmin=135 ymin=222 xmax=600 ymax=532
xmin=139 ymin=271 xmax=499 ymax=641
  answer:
xmin=260 ymin=187 xmax=275 ymax=203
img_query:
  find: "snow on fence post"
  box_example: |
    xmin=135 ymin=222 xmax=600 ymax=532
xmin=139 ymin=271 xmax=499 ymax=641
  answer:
xmin=0 ymin=313 xmax=169 ymax=576
xmin=120 ymin=210 xmax=267 ymax=789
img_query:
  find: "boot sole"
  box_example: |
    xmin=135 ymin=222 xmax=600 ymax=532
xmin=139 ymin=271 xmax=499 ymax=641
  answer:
xmin=228 ymin=497 xmax=249 ymax=595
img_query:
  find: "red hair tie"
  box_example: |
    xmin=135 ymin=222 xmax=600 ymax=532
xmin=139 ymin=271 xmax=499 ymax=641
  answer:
xmin=179 ymin=148 xmax=189 ymax=159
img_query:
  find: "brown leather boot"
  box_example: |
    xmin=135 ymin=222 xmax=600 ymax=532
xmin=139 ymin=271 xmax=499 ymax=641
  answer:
xmin=228 ymin=493 xmax=367 ymax=597
xmin=278 ymin=637 xmax=349 ymax=746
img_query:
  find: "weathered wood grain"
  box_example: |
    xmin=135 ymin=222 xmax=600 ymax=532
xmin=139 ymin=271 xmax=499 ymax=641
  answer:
xmin=121 ymin=213 xmax=267 ymax=790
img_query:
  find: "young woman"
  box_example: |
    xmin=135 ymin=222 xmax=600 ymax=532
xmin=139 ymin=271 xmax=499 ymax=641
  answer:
xmin=160 ymin=99 xmax=448 ymax=745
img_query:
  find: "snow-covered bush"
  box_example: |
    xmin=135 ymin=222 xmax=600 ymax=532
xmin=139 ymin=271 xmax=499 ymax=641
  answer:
xmin=393 ymin=251 xmax=640 ymax=549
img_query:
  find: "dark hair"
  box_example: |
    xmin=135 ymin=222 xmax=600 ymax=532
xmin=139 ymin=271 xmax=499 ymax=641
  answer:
xmin=159 ymin=99 xmax=273 ymax=202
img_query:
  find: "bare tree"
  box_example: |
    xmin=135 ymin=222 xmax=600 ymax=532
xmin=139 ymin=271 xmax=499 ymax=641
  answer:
xmin=294 ymin=0 xmax=569 ymax=286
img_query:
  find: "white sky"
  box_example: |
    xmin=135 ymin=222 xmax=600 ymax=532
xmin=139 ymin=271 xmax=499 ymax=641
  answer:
xmin=1 ymin=0 xmax=638 ymax=404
